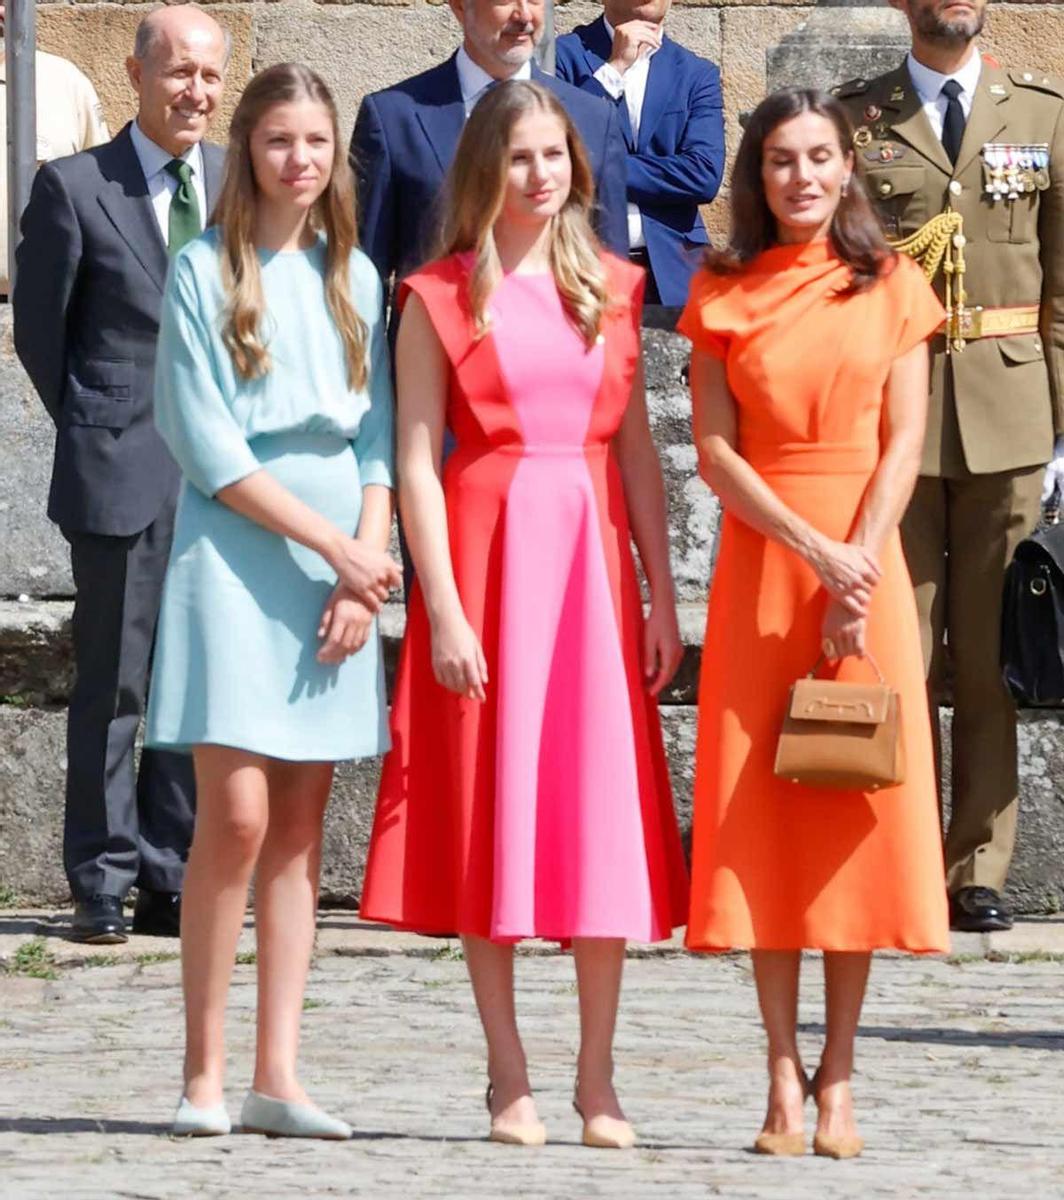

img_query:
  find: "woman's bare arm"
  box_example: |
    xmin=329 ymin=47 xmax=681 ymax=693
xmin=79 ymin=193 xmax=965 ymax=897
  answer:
xmin=613 ymin=354 xmax=683 ymax=693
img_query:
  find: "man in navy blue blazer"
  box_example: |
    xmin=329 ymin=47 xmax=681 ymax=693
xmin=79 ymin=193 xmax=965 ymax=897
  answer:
xmin=350 ymin=0 xmax=629 ymax=303
xmin=555 ymin=2 xmax=725 ymax=307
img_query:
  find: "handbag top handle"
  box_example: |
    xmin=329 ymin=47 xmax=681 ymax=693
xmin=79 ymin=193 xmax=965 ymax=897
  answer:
xmin=807 ymin=652 xmax=886 ymax=685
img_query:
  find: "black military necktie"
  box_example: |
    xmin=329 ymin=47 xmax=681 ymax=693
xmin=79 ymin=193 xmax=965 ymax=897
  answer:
xmin=940 ymin=79 xmax=966 ymax=166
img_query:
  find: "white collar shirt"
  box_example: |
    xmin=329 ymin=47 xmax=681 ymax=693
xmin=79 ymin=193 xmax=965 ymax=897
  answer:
xmin=593 ymin=16 xmax=660 ymax=248
xmin=456 ymin=46 xmax=533 ymax=118
xmin=906 ymin=47 xmax=983 ymax=141
xmin=129 ymin=119 xmax=207 ymax=246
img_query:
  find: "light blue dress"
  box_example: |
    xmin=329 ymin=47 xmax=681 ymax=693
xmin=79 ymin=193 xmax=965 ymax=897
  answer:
xmin=145 ymin=228 xmax=395 ymax=761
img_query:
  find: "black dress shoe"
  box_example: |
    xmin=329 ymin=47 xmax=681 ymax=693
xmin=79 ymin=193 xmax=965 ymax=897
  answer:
xmin=949 ymin=886 xmax=1014 ymax=933
xmin=71 ymin=894 xmax=128 ymax=944
xmin=132 ymin=889 xmax=182 ymax=938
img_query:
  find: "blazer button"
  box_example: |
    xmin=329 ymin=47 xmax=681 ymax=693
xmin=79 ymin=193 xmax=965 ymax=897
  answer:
xmin=878 ymin=181 xmax=894 ymax=197
xmin=949 ymin=180 xmax=963 ymax=196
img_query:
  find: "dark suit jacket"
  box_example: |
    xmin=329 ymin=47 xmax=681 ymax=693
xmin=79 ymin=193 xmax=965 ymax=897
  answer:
xmin=555 ymin=17 xmax=724 ymax=306
xmin=350 ymin=54 xmax=629 ymax=296
xmin=13 ymin=123 xmax=225 ymax=536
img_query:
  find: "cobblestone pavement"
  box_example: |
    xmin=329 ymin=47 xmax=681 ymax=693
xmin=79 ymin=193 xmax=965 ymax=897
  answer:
xmin=2 ymin=915 xmax=1064 ymax=1199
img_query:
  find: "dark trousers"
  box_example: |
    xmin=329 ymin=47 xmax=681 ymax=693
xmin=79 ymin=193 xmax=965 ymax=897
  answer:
xmin=63 ymin=500 xmax=195 ymax=900
xmin=902 ymin=466 xmax=1044 ymax=892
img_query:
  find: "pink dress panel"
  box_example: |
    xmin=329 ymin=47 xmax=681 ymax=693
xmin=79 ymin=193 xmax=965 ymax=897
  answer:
xmin=487 ymin=273 xmax=657 ymax=940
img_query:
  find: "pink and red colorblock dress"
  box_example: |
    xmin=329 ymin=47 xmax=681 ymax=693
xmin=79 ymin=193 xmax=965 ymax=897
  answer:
xmin=360 ymin=253 xmax=688 ymax=943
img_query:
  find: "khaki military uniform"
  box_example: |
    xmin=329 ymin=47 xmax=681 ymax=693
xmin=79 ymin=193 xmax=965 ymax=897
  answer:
xmin=0 ymin=48 xmax=110 ymax=293
xmin=838 ymin=61 xmax=1064 ymax=894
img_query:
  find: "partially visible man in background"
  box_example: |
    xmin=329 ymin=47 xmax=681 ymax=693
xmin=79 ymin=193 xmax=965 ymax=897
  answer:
xmin=555 ymin=0 xmax=724 ymax=307
xmin=0 ymin=3 xmax=110 ymax=296
xmin=838 ymin=0 xmax=1064 ymax=933
xmin=13 ymin=5 xmax=229 ymax=944
xmin=351 ymin=0 xmax=628 ymax=313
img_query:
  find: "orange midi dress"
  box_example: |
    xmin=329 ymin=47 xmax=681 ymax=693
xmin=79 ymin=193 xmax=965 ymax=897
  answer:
xmin=678 ymin=241 xmax=951 ymax=954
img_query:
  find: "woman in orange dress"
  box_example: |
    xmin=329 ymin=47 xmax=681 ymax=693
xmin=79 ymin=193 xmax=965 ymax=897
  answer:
xmin=679 ymin=88 xmax=950 ymax=1159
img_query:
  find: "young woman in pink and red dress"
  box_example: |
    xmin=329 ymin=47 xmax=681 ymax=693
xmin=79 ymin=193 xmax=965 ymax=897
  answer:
xmin=359 ymin=81 xmax=688 ymax=1150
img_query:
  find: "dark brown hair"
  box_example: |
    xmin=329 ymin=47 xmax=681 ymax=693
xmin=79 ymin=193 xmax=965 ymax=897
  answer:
xmin=707 ymin=87 xmax=895 ymax=293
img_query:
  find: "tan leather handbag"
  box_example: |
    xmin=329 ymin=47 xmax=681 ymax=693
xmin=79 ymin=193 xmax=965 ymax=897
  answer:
xmin=773 ymin=654 xmax=905 ymax=791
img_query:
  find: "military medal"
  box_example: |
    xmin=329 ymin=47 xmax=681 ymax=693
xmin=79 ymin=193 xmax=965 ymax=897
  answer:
xmin=853 ymin=126 xmax=872 ymax=149
xmin=864 ymin=104 xmax=882 ymax=122
xmin=1034 ymin=145 xmax=1051 ymax=190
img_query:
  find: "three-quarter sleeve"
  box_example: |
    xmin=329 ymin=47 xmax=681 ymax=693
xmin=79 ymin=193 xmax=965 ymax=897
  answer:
xmin=676 ymin=269 xmax=732 ymax=360
xmin=350 ymin=265 xmax=396 ymax=489
xmin=891 ymin=254 xmax=947 ymax=358
xmin=154 ymin=251 xmax=262 ymax=498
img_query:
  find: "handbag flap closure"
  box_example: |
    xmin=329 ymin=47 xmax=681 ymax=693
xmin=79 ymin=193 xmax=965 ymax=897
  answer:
xmin=788 ymin=679 xmax=890 ymax=725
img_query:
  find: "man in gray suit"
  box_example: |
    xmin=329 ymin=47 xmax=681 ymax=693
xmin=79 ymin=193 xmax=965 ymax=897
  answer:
xmin=13 ymin=6 xmax=230 ymax=943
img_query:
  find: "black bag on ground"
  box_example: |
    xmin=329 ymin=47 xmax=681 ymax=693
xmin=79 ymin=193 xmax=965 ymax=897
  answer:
xmin=1001 ymin=519 xmax=1064 ymax=705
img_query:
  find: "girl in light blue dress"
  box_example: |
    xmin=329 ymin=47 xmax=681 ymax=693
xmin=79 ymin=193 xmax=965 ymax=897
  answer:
xmin=146 ymin=63 xmax=401 ymax=1140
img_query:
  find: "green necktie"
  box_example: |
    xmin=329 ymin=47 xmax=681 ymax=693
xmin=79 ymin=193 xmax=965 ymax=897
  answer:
xmin=165 ymin=158 xmax=201 ymax=255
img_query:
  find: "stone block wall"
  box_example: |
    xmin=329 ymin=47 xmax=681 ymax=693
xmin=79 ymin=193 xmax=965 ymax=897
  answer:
xmin=31 ymin=0 xmax=1064 ymax=248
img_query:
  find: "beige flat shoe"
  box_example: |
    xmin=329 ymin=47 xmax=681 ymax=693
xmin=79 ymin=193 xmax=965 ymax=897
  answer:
xmin=753 ymin=1131 xmax=805 ymax=1156
xmin=813 ymin=1132 xmax=864 ymax=1159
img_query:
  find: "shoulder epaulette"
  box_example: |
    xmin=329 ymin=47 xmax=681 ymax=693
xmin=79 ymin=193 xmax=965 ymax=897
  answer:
xmin=1008 ymin=70 xmax=1064 ymax=99
xmin=833 ymin=78 xmax=870 ymax=100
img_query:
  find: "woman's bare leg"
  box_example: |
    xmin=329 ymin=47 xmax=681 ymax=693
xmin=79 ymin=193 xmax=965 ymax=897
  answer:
xmin=817 ymin=951 xmax=871 ymax=1139
xmin=252 ymin=759 xmax=333 ymax=1103
xmin=571 ymin=937 xmax=627 ymax=1121
xmin=461 ymin=934 xmax=540 ymax=1126
xmin=181 ymin=746 xmax=270 ymax=1108
xmin=750 ymin=950 xmax=807 ymax=1136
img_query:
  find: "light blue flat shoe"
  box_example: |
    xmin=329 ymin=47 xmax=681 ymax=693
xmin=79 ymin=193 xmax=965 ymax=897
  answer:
xmin=172 ymin=1095 xmax=231 ymax=1137
xmin=240 ymin=1090 xmax=353 ymax=1140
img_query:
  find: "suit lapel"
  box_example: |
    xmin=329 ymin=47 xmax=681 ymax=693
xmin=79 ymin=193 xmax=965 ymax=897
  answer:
xmin=577 ymin=19 xmax=635 ymax=150
xmin=637 ymin=37 xmax=675 ymax=153
xmin=96 ymin=124 xmax=169 ymax=292
xmin=882 ymin=64 xmax=953 ymax=176
xmin=415 ymin=55 xmax=466 ymax=175
xmin=953 ymin=64 xmax=1009 ymax=179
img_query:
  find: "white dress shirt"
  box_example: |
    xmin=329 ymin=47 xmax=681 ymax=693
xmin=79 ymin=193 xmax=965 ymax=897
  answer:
xmin=906 ymin=47 xmax=983 ymax=142
xmin=592 ymin=17 xmax=658 ymax=249
xmin=455 ymin=46 xmax=533 ymax=118
xmin=129 ymin=119 xmax=207 ymax=245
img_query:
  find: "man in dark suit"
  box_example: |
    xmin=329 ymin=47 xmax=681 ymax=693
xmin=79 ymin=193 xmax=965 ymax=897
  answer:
xmin=350 ymin=0 xmax=629 ymax=305
xmin=555 ymin=1 xmax=725 ymax=307
xmin=13 ymin=5 xmax=229 ymax=943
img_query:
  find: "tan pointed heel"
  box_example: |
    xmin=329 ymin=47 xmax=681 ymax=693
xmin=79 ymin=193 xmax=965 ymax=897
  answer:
xmin=753 ymin=1132 xmax=806 ymax=1156
xmin=573 ymin=1097 xmax=636 ymax=1150
xmin=813 ymin=1132 xmax=864 ymax=1160
xmin=485 ymin=1083 xmax=547 ymax=1147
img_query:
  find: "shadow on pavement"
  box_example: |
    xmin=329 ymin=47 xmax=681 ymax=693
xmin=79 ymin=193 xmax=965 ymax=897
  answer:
xmin=800 ymin=1022 xmax=1064 ymax=1050
xmin=0 ymin=1117 xmax=168 ymax=1136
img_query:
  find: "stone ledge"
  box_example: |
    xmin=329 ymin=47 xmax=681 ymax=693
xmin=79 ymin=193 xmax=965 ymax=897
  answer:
xmin=0 ymin=598 xmax=707 ymax=705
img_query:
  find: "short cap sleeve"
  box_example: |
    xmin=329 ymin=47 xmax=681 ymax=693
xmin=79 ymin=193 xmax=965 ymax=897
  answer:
xmin=889 ymin=254 xmax=947 ymax=358
xmin=677 ymin=269 xmax=734 ymax=361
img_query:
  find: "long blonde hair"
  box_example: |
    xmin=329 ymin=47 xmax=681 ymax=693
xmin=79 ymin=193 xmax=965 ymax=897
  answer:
xmin=437 ymin=81 xmax=610 ymax=347
xmin=212 ymin=63 xmax=368 ymax=389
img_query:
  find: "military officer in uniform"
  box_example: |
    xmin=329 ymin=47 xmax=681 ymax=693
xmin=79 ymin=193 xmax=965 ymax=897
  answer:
xmin=837 ymin=0 xmax=1064 ymax=933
